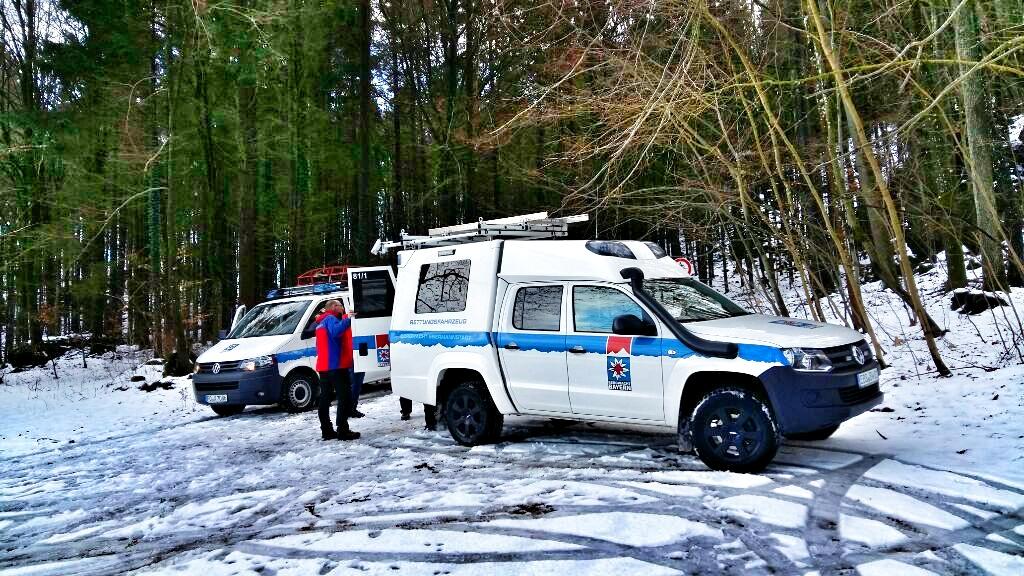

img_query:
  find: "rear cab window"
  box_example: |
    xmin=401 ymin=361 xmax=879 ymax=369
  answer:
xmin=512 ymin=286 xmax=563 ymax=331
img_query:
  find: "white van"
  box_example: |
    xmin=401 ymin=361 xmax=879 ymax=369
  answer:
xmin=347 ymin=215 xmax=882 ymax=473
xmin=192 ymin=281 xmax=392 ymax=416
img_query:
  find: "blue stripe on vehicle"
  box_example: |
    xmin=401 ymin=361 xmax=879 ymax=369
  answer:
xmin=494 ymin=331 xmax=565 ymax=353
xmin=276 ymin=347 xmax=316 ymax=363
xmin=392 ymin=329 xmax=785 ymax=365
xmin=390 ymin=330 xmax=491 ymax=347
xmin=353 ymin=335 xmax=376 ymax=349
xmin=737 ymin=344 xmax=787 ymax=364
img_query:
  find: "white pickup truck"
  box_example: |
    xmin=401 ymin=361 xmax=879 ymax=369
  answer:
xmin=348 ymin=236 xmax=882 ymax=472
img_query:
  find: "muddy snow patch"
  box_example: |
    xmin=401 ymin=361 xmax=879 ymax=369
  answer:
xmin=484 ymin=511 xmax=722 ymax=547
xmin=864 ymin=459 xmax=1024 ymax=511
xmin=256 ymin=528 xmax=583 ymax=554
xmin=645 ymin=470 xmax=772 ymax=489
xmin=774 ymin=445 xmax=862 ymax=470
xmin=616 ymin=480 xmax=703 ymax=498
xmin=103 ymin=489 xmax=289 ymax=540
xmin=772 ymin=485 xmax=814 ymax=500
xmin=856 ymin=558 xmax=937 ymax=576
xmin=845 ymin=484 xmax=970 ymax=530
xmin=953 ymin=543 xmax=1024 ymax=576
xmin=769 ymin=533 xmax=810 ymax=565
xmin=348 ymin=510 xmax=465 ymax=525
xmin=494 ymin=479 xmax=658 ymax=506
xmin=711 ymin=495 xmax=807 ymax=529
xmin=840 ymin=514 xmax=908 ymax=548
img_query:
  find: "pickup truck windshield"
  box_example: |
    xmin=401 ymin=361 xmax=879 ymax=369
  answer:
xmin=227 ymin=300 xmax=311 ymax=339
xmin=645 ymin=278 xmax=748 ymax=323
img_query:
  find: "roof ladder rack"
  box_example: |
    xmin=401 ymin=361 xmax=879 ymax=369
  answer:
xmin=371 ymin=212 xmax=589 ymax=255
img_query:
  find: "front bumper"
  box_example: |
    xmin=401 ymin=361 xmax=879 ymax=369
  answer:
xmin=193 ymin=366 xmax=282 ymax=406
xmin=760 ymin=361 xmax=883 ymax=434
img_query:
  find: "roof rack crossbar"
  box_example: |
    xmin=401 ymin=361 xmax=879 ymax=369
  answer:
xmin=372 ymin=212 xmax=589 ymax=255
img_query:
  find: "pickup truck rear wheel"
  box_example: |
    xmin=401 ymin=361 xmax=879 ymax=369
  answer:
xmin=690 ymin=387 xmax=779 ymax=473
xmin=445 ymin=381 xmax=503 ymax=446
xmin=785 ymin=424 xmax=840 ymax=441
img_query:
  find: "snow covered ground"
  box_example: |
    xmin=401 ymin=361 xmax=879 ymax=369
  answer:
xmin=1 ymin=256 xmax=1023 ymax=575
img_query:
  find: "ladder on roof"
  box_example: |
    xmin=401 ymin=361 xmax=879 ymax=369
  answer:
xmin=371 ymin=212 xmax=589 ymax=255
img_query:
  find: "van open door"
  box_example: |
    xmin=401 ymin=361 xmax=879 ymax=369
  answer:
xmin=347 ymin=266 xmax=396 ymax=381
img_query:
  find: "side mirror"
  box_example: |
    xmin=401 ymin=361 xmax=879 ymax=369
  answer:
xmin=217 ymin=330 xmax=228 ymax=341
xmin=301 ymin=326 xmax=316 ymax=340
xmin=612 ymin=314 xmax=656 ymax=336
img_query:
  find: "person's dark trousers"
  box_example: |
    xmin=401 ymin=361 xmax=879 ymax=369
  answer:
xmin=349 ymin=369 xmax=365 ymax=410
xmin=400 ymin=397 xmax=437 ymax=429
xmin=318 ymin=369 xmax=351 ymax=434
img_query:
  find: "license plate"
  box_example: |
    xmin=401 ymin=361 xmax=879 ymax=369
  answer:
xmin=206 ymin=394 xmax=228 ymax=404
xmin=857 ymin=368 xmax=879 ymax=388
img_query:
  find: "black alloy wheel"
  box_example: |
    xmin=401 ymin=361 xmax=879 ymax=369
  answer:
xmin=690 ymin=387 xmax=779 ymax=473
xmin=445 ymin=381 xmax=503 ymax=446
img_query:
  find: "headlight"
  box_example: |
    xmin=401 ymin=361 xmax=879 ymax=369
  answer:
xmin=782 ymin=348 xmax=833 ymax=372
xmin=193 ymin=363 xmax=200 ymax=374
xmin=240 ymin=355 xmax=274 ymax=371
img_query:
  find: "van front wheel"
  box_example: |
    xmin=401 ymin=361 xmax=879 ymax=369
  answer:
xmin=445 ymin=381 xmax=503 ymax=446
xmin=690 ymin=387 xmax=779 ymax=473
xmin=281 ymin=373 xmax=318 ymax=413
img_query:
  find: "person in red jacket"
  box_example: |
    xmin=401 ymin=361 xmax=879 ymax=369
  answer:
xmin=315 ymin=300 xmax=359 ymax=440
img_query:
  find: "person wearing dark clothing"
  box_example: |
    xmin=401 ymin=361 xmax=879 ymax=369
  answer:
xmin=400 ymin=397 xmax=437 ymax=430
xmin=349 ymin=369 xmax=365 ymax=418
xmin=315 ymin=300 xmax=359 ymax=440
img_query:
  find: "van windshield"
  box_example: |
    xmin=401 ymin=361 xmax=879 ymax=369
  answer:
xmin=645 ymin=278 xmax=748 ymax=323
xmin=227 ymin=300 xmax=311 ymax=339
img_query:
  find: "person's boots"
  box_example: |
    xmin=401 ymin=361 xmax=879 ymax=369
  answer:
xmin=321 ymin=428 xmax=338 ymax=440
xmin=336 ymin=427 xmax=361 ymax=440
xmin=349 ymin=408 xmax=365 ymax=418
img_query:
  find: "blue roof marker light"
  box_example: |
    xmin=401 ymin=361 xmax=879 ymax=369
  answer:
xmin=265 ymin=282 xmax=345 ymax=301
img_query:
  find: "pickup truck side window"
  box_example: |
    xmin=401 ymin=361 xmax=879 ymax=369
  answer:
xmin=415 ymin=259 xmax=472 ymax=314
xmin=572 ymin=286 xmax=650 ymax=333
xmin=512 ymin=286 xmax=562 ymax=331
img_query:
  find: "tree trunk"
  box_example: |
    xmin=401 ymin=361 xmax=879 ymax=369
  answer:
xmin=955 ymin=0 xmax=1007 ymax=291
xmin=238 ymin=3 xmax=259 ymax=308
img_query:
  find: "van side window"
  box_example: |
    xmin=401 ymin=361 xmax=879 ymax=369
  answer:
xmin=512 ymin=286 xmax=562 ymax=331
xmin=573 ymin=286 xmax=650 ymax=333
xmin=415 ymin=259 xmax=472 ymax=314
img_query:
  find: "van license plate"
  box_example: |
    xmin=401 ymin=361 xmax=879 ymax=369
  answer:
xmin=206 ymin=394 xmax=228 ymax=403
xmin=857 ymin=368 xmax=879 ymax=388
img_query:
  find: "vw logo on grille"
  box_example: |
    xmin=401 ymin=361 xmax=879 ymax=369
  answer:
xmin=212 ymin=363 xmax=221 ymax=374
xmin=851 ymin=345 xmax=865 ymax=365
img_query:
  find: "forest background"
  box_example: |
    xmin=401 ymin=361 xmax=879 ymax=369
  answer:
xmin=2 ymin=0 xmax=1022 ymax=376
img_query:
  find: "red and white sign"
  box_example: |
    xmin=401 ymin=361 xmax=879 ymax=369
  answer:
xmin=675 ymin=257 xmax=694 ymax=275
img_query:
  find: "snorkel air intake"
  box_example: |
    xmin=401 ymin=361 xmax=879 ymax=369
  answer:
xmin=620 ymin=267 xmax=738 ymax=359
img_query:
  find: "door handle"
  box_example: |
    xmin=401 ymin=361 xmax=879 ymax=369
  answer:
xmin=568 ymin=345 xmax=586 ymax=354
xmin=504 ymin=342 xmax=519 ymax=350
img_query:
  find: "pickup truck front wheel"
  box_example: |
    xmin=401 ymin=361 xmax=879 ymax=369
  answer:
xmin=445 ymin=381 xmax=503 ymax=446
xmin=690 ymin=388 xmax=779 ymax=473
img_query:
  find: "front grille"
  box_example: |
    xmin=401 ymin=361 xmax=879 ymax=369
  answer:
xmin=838 ymin=383 xmax=879 ymax=404
xmin=824 ymin=341 xmax=872 ymax=372
xmin=195 ymin=382 xmax=239 ymax=392
xmin=197 ymin=361 xmax=241 ymax=373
